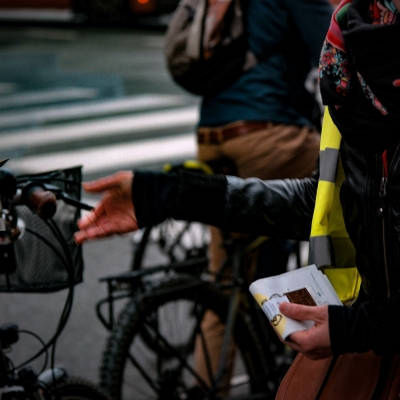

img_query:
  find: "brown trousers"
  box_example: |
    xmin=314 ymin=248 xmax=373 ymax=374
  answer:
xmin=194 ymin=121 xmax=320 ymax=391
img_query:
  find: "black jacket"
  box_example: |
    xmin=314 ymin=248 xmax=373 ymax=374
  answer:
xmin=132 ymin=140 xmax=400 ymax=355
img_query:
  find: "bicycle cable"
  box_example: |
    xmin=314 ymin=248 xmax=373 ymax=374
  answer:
xmin=17 ymin=329 xmax=49 ymax=374
xmin=11 ymin=224 xmax=75 ymax=371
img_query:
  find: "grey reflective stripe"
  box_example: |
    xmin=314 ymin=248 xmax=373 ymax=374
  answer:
xmin=310 ymin=235 xmax=356 ymax=269
xmin=319 ymin=148 xmax=339 ymax=183
xmin=309 ymin=236 xmax=335 ymax=267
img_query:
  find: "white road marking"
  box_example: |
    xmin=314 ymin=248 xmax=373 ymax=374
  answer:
xmin=0 ymin=83 xmax=17 ymax=94
xmin=0 ymin=94 xmax=189 ymax=129
xmin=0 ymin=87 xmax=100 ymax=109
xmin=0 ymin=107 xmax=198 ymax=150
xmin=6 ymin=133 xmax=197 ymax=174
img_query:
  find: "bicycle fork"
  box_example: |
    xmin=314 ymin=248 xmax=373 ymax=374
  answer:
xmin=213 ymin=249 xmax=242 ymax=396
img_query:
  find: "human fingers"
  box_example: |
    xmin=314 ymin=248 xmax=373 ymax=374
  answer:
xmin=279 ymin=302 xmax=325 ymax=322
xmin=74 ymin=204 xmax=118 ymax=243
xmin=81 ymin=171 xmax=133 ymax=194
xmin=280 ymin=304 xmax=331 ymax=359
xmin=74 ymin=223 xmax=109 ymax=244
xmin=74 ymin=229 xmax=89 ymax=244
xmin=285 ymin=329 xmax=332 ymax=359
xmin=76 ymin=199 xmax=106 ymax=230
xmin=74 ymin=198 xmax=108 ymax=244
xmin=74 ymin=212 xmax=138 ymax=244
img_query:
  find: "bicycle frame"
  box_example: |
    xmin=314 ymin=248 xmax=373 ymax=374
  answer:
xmin=96 ymin=234 xmax=280 ymax=398
xmin=212 ymin=236 xmax=281 ymax=391
xmin=96 ymin=256 xmax=209 ymax=330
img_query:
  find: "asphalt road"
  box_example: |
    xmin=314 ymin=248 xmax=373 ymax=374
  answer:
xmin=0 ymin=22 xmax=200 ymax=388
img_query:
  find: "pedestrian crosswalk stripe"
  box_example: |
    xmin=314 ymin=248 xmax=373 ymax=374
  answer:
xmin=6 ymin=133 xmax=197 ymax=175
xmin=0 ymin=83 xmax=17 ymax=94
xmin=0 ymin=87 xmax=100 ymax=109
xmin=1 ymin=107 xmax=198 ymax=150
xmin=0 ymin=94 xmax=189 ymax=129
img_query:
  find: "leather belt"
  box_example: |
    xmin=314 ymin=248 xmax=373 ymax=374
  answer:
xmin=197 ymin=121 xmax=272 ymax=145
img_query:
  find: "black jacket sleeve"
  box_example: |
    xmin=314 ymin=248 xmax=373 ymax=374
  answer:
xmin=132 ymin=169 xmax=318 ymax=240
xmin=132 ymin=170 xmax=227 ymax=228
xmin=223 ymin=175 xmax=318 ymax=239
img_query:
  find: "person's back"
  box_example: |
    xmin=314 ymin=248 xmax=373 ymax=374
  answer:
xmin=199 ymin=0 xmax=331 ymax=131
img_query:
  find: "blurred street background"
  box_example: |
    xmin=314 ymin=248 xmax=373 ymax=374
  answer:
xmin=0 ymin=11 xmax=201 ymax=386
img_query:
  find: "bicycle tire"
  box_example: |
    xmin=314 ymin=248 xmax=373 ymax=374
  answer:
xmin=132 ymin=219 xmax=210 ymax=270
xmin=99 ymin=275 xmax=277 ymax=400
xmin=51 ymin=376 xmax=111 ymax=400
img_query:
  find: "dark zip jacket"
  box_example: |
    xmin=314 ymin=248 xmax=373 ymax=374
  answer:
xmin=132 ymin=140 xmax=400 ymax=356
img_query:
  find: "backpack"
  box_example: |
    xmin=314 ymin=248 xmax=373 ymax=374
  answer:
xmin=164 ymin=0 xmax=257 ymax=97
xmin=164 ymin=0 xmax=322 ymax=130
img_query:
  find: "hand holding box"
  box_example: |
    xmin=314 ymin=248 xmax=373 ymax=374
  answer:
xmin=249 ymin=264 xmax=342 ymax=340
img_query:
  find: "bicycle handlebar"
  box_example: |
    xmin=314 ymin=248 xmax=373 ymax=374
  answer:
xmin=20 ymin=182 xmax=57 ymax=220
xmin=0 ymin=162 xmax=92 ymax=244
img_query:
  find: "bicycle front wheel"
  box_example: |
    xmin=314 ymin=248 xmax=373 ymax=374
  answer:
xmin=99 ymin=275 xmax=276 ymax=400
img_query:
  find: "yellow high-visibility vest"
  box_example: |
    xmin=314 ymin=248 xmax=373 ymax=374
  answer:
xmin=309 ymin=108 xmax=361 ymax=304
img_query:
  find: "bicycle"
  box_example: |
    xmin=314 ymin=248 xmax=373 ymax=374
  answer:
xmin=0 ymin=160 xmax=111 ymax=400
xmin=131 ymin=218 xmax=210 ymax=269
xmin=96 ymin=220 xmax=302 ymax=399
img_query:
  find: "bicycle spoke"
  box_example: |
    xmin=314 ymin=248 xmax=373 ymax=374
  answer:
xmin=141 ymin=306 xmax=211 ymax=390
xmin=126 ymin=351 xmax=161 ymax=395
xmin=100 ymin=277 xmax=279 ymax=400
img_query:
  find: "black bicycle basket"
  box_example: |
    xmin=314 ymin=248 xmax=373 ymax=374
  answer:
xmin=0 ymin=166 xmax=84 ymax=293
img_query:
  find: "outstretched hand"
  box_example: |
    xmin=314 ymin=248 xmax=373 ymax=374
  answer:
xmin=74 ymin=171 xmax=138 ymax=244
xmin=279 ymin=302 xmax=332 ymax=360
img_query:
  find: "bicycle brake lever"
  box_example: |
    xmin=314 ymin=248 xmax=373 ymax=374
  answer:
xmin=22 ymin=183 xmax=92 ymax=211
xmin=57 ymin=192 xmax=93 ymax=211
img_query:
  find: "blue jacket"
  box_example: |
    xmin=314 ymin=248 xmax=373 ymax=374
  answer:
xmin=199 ymin=0 xmax=333 ymax=128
